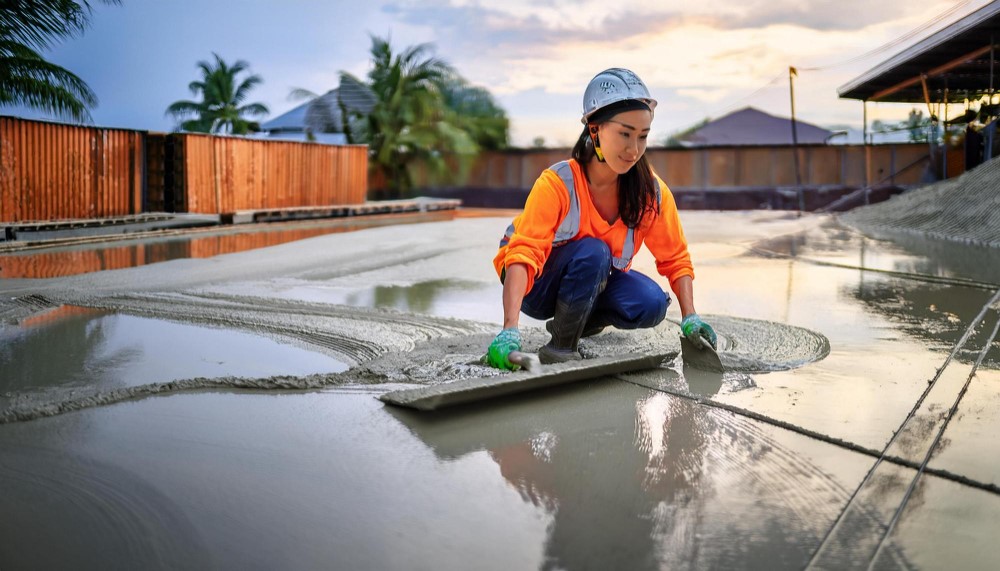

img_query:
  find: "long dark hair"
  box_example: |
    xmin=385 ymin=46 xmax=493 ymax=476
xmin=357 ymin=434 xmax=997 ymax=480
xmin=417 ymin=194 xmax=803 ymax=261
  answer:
xmin=571 ymin=126 xmax=658 ymax=228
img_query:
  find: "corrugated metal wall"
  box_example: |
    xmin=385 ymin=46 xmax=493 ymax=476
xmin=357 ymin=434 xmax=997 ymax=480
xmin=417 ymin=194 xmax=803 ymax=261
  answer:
xmin=1 ymin=115 xmax=944 ymax=223
xmin=173 ymin=134 xmax=368 ymax=214
xmin=434 ymin=144 xmax=937 ymax=192
xmin=2 ymin=117 xmax=369 ymax=223
xmin=0 ymin=117 xmax=144 ymax=223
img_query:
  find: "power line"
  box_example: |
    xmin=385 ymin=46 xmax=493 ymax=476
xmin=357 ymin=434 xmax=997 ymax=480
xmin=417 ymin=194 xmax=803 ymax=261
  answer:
xmin=797 ymin=0 xmax=973 ymax=71
xmin=704 ymin=72 xmax=786 ymax=119
xmin=678 ymin=1 xmax=978 ymax=127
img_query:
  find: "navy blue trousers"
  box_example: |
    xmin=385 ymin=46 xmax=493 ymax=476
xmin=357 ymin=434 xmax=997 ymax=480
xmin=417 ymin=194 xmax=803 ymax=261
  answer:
xmin=521 ymin=237 xmax=670 ymax=330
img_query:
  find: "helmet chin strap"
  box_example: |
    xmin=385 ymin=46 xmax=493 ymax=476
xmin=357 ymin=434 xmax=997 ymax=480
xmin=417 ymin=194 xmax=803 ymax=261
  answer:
xmin=588 ymin=125 xmax=606 ymax=163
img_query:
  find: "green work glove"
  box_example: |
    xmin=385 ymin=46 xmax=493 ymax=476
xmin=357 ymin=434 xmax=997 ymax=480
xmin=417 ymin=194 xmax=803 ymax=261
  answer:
xmin=681 ymin=314 xmax=717 ymax=350
xmin=486 ymin=327 xmax=521 ymax=370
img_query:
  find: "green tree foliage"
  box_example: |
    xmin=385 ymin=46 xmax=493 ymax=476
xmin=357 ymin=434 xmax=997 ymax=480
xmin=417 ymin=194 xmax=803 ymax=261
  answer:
xmin=437 ymin=71 xmax=509 ymax=151
xmin=664 ymin=118 xmax=710 ymax=147
xmin=0 ymin=0 xmax=120 ymax=123
xmin=903 ymin=109 xmax=931 ymax=142
xmin=338 ymin=35 xmax=509 ymax=195
xmin=166 ymin=53 xmax=269 ymax=135
xmin=870 ymin=109 xmax=932 ymax=142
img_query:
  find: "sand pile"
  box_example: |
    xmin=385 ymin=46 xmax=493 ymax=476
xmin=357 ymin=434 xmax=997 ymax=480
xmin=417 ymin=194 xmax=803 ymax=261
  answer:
xmin=840 ymin=156 xmax=1000 ymax=246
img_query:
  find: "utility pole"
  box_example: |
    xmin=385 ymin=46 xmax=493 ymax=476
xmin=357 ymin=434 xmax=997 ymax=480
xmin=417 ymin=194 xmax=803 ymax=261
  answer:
xmin=789 ymin=66 xmax=804 ymax=212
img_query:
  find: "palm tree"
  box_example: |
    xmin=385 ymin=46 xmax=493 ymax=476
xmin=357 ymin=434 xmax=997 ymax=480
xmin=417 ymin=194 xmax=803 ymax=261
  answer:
xmin=437 ymin=71 xmax=509 ymax=151
xmin=166 ymin=53 xmax=269 ymax=135
xmin=339 ymin=36 xmax=488 ymax=196
xmin=0 ymin=0 xmax=119 ymax=123
xmin=289 ymin=36 xmax=509 ymax=195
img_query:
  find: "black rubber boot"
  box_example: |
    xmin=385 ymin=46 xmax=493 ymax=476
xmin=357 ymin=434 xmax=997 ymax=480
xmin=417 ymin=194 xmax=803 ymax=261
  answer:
xmin=546 ymin=319 xmax=606 ymax=339
xmin=539 ymin=300 xmax=592 ymax=364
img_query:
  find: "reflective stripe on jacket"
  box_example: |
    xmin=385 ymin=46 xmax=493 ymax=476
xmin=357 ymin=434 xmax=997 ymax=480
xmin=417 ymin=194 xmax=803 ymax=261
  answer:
xmin=493 ymin=158 xmax=693 ymax=294
xmin=499 ymin=160 xmax=659 ymax=270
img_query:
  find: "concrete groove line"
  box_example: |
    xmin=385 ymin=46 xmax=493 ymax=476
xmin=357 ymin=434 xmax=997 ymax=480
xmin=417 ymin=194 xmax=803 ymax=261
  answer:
xmin=614 ymin=375 xmax=1000 ymax=496
xmin=169 ymin=292 xmax=488 ymax=336
xmin=79 ymin=294 xmax=484 ymax=361
xmin=802 ymin=287 xmax=1000 ymax=569
xmin=0 ymin=373 xmax=349 ymax=425
xmin=866 ymin=306 xmax=1000 ymax=570
xmin=747 ymin=245 xmax=1000 ymax=291
xmin=0 ymin=211 xmax=444 ymax=254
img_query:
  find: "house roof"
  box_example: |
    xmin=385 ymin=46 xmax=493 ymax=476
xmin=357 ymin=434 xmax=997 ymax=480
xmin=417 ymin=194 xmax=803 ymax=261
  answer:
xmin=838 ymin=2 xmax=1000 ymax=102
xmin=261 ymin=95 xmax=319 ymax=132
xmin=679 ymin=107 xmax=833 ymax=147
xmin=261 ymin=78 xmax=376 ymax=133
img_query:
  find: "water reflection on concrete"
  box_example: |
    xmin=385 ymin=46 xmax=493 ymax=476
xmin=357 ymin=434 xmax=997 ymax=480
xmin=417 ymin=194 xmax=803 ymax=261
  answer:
xmin=277 ymin=279 xmax=503 ymax=323
xmin=3 ymin=212 xmax=1000 ymax=569
xmin=749 ymin=219 xmax=1000 ymax=366
xmin=0 ymin=212 xmax=456 ymax=279
xmin=0 ymin=305 xmax=347 ymax=410
xmin=753 ymin=219 xmax=1000 ymax=288
xmin=388 ymin=379 xmax=871 ymax=570
xmin=0 ymin=391 xmax=553 ymax=570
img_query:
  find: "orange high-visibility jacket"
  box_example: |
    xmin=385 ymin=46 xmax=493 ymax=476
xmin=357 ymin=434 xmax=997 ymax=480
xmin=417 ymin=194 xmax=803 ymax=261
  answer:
xmin=493 ymin=159 xmax=694 ymax=294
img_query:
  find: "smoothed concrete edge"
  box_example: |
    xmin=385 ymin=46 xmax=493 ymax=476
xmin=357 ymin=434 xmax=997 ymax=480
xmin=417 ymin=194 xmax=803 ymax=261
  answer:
xmin=379 ymin=351 xmax=674 ymax=411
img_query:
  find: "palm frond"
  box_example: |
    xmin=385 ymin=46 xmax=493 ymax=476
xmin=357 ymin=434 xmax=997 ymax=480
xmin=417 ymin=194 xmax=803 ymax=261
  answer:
xmin=165 ymin=52 xmax=269 ymax=135
xmin=238 ymin=102 xmax=269 ymax=117
xmin=0 ymin=1 xmax=121 ymax=51
xmin=288 ymin=87 xmax=319 ymax=102
xmin=0 ymin=41 xmax=98 ymax=122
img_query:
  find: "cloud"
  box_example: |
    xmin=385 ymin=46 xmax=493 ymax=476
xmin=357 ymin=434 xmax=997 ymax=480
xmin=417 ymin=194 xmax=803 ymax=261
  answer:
xmin=675 ymin=88 xmax=731 ymax=104
xmin=7 ymin=0 xmax=978 ymax=148
xmin=383 ymin=0 xmax=964 ymax=95
xmin=373 ymin=0 xmax=981 ymax=146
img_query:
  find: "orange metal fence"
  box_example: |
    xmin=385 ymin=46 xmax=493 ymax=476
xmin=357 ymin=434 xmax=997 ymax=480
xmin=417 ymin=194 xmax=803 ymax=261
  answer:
xmin=0 ymin=116 xmax=144 ymax=223
xmin=158 ymin=134 xmax=369 ymax=214
xmin=2 ymin=114 xmax=937 ymax=223
xmin=1 ymin=116 xmax=370 ymax=223
xmin=407 ymin=144 xmax=937 ymax=192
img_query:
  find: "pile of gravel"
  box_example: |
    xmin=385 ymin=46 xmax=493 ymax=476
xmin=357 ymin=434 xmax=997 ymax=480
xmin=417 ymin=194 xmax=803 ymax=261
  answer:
xmin=840 ymin=156 xmax=1000 ymax=247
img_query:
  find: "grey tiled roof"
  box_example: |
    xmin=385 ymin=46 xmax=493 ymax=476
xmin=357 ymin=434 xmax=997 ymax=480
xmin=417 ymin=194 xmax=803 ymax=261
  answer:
xmin=681 ymin=107 xmax=833 ymax=147
xmin=262 ymin=78 xmax=375 ymax=133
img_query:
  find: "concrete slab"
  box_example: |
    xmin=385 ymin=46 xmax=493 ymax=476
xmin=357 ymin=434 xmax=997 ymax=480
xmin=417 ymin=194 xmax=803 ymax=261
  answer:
xmin=379 ymin=351 xmax=672 ymax=411
xmin=2 ymin=210 xmax=999 ymax=569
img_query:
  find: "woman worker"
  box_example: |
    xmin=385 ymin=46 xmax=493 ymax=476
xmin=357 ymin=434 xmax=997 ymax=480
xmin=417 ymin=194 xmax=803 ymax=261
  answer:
xmin=487 ymin=68 xmax=716 ymax=368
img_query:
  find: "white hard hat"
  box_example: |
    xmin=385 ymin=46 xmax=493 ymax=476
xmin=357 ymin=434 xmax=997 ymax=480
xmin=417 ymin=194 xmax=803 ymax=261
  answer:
xmin=581 ymin=68 xmax=657 ymax=124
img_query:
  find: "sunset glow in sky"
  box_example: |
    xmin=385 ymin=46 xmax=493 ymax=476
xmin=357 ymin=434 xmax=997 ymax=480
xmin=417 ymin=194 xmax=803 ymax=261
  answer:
xmin=5 ymin=0 xmax=992 ymax=146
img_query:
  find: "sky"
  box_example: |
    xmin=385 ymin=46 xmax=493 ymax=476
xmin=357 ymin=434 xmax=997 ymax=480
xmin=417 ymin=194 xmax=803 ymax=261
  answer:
xmin=4 ymin=0 xmax=994 ymax=147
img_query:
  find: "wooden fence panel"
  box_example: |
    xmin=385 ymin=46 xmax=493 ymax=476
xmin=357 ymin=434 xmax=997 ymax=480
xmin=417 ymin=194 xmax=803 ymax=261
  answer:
xmin=172 ymin=135 xmax=368 ymax=214
xmin=0 ymin=116 xmax=144 ymax=223
xmin=737 ymin=148 xmax=776 ymax=187
xmin=442 ymin=143 xmax=932 ymax=194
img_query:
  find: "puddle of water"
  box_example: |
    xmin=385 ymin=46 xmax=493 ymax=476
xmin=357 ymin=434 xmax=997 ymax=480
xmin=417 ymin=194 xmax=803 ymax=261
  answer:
xmin=274 ymin=279 xmax=512 ymax=325
xmin=642 ymin=237 xmax=1000 ymax=458
xmin=0 ymin=382 xmax=874 ymax=570
xmin=751 ymin=218 xmax=1000 ymax=287
xmin=0 ymin=306 xmax=347 ymax=409
xmin=926 ymin=367 xmax=1000 ymax=485
xmin=0 ymin=212 xmax=457 ymax=279
xmin=2 ymin=212 xmax=1000 ymax=568
xmin=876 ymin=472 xmax=1000 ymax=570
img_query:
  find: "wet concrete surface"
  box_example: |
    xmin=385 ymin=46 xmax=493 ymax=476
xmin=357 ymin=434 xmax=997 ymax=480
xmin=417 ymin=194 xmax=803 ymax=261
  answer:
xmin=1 ymin=210 xmax=998 ymax=569
xmin=0 ymin=210 xmax=459 ymax=279
xmin=0 ymin=305 xmax=348 ymax=412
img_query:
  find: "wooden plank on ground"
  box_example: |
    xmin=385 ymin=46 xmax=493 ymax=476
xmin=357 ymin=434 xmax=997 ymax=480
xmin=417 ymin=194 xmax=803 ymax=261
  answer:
xmin=379 ymin=351 xmax=672 ymax=411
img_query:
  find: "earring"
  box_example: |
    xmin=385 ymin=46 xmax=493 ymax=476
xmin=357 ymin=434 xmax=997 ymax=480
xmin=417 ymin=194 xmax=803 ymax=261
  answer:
xmin=588 ymin=126 xmax=606 ymax=162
